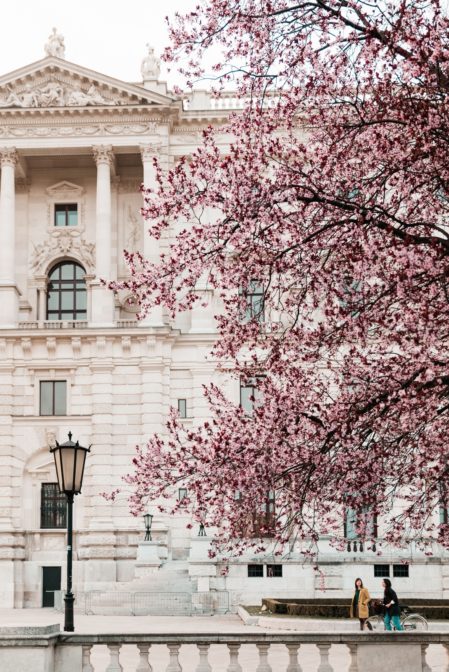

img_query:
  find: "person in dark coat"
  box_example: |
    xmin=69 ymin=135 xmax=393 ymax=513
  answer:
xmin=382 ymin=578 xmax=402 ymax=631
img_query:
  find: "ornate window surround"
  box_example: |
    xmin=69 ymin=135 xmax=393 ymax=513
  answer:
xmin=45 ymin=181 xmax=85 ymax=235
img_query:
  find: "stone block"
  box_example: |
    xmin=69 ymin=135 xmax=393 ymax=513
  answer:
xmin=0 ymin=646 xmax=55 ymax=672
xmin=357 ymin=643 xmax=422 ymax=672
xmin=189 ymin=564 xmax=217 ymax=577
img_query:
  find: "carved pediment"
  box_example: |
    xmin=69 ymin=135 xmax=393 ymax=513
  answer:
xmin=0 ymin=57 xmax=176 ymax=110
xmin=46 ymin=181 xmax=84 ymax=198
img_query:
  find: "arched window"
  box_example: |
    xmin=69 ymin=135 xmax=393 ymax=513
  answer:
xmin=46 ymin=261 xmax=87 ymax=321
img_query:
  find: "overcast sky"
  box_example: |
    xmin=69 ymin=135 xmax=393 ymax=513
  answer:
xmin=0 ymin=0 xmax=196 ymax=86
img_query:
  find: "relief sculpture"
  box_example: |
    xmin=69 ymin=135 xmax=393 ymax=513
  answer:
xmin=0 ymin=81 xmax=116 ymax=108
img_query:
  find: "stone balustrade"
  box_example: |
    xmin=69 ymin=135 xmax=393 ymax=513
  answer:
xmin=1 ymin=629 xmax=448 ymax=672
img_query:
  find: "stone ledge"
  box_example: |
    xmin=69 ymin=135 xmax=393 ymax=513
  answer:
xmin=0 ymin=625 xmax=60 ymax=636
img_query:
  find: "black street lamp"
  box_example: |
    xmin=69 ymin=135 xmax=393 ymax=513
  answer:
xmin=143 ymin=513 xmax=153 ymax=541
xmin=50 ymin=431 xmax=90 ymax=632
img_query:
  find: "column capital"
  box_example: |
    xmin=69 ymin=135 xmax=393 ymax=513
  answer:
xmin=140 ymin=143 xmax=161 ymax=162
xmin=0 ymin=147 xmax=18 ymax=168
xmin=92 ymin=144 xmax=114 ymax=166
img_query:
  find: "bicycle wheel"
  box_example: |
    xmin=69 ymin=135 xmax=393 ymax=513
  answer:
xmin=366 ymin=615 xmax=383 ymax=631
xmin=402 ymin=614 xmax=428 ymax=631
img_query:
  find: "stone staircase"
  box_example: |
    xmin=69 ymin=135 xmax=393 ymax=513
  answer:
xmin=78 ymin=561 xmax=195 ymax=616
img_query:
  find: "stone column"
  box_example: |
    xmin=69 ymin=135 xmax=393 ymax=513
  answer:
xmin=139 ymin=144 xmax=164 ymax=327
xmin=35 ymin=276 xmax=47 ymax=324
xmin=91 ymin=145 xmax=115 ymax=326
xmin=0 ymin=148 xmax=19 ymax=327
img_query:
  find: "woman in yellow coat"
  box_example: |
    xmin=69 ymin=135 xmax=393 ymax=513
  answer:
xmin=350 ymin=578 xmax=373 ymax=630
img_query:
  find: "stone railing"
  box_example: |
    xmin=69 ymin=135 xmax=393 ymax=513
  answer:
xmin=1 ymin=628 xmax=448 ymax=672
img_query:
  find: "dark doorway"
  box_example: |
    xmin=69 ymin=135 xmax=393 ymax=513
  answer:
xmin=42 ymin=566 xmax=61 ymax=607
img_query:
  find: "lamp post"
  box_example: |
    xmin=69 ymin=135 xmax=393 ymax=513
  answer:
xmin=50 ymin=431 xmax=90 ymax=632
xmin=143 ymin=513 xmax=153 ymax=541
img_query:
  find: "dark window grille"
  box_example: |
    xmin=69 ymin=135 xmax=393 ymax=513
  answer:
xmin=267 ymin=564 xmax=282 ymax=577
xmin=374 ymin=564 xmax=390 ymax=578
xmin=40 ymin=483 xmax=67 ymax=529
xmin=248 ymin=564 xmax=264 ymax=578
xmin=39 ymin=380 xmax=67 ymax=416
xmin=54 ymin=203 xmax=78 ymax=227
xmin=393 ymin=564 xmax=409 ymax=578
xmin=46 ymin=261 xmax=87 ymax=321
xmin=178 ymin=399 xmax=187 ymax=418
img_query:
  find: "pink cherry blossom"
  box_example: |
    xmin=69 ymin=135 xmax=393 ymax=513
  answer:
xmin=109 ymin=1 xmax=449 ymax=557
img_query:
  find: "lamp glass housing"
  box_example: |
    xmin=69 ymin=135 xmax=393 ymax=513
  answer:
xmin=51 ymin=432 xmax=90 ymax=495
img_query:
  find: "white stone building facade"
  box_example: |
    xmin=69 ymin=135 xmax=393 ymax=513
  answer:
xmin=0 ymin=36 xmax=447 ymax=611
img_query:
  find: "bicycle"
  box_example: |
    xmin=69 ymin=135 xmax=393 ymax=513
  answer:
xmin=366 ymin=602 xmax=428 ymax=631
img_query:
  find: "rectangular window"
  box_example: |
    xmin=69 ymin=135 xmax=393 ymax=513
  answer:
xmin=178 ymin=399 xmax=187 ymax=419
xmin=240 ymin=280 xmax=264 ymax=323
xmin=240 ymin=376 xmax=264 ymax=415
xmin=374 ymin=565 xmax=390 ymax=578
xmin=393 ymin=564 xmax=409 ymax=578
xmin=178 ymin=487 xmax=188 ymax=502
xmin=247 ymin=564 xmax=264 ymax=578
xmin=40 ymin=381 xmax=67 ymax=416
xmin=40 ymin=483 xmax=67 ymax=529
xmin=54 ymin=203 xmax=78 ymax=227
xmin=344 ymin=506 xmax=377 ymax=539
xmin=267 ymin=564 xmax=282 ymax=577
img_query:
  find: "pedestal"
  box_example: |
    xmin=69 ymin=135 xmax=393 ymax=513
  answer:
xmin=135 ymin=541 xmax=162 ymax=577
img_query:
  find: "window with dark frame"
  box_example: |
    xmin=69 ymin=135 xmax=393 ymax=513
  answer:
xmin=178 ymin=399 xmax=187 ymax=418
xmin=393 ymin=564 xmax=409 ymax=578
xmin=40 ymin=483 xmax=67 ymax=529
xmin=267 ymin=564 xmax=283 ymax=577
xmin=46 ymin=261 xmax=87 ymax=321
xmin=240 ymin=376 xmax=264 ymax=415
xmin=178 ymin=487 xmax=188 ymax=502
xmin=344 ymin=506 xmax=377 ymax=540
xmin=240 ymin=280 xmax=264 ymax=323
xmin=374 ymin=564 xmax=390 ymax=578
xmin=247 ymin=564 xmax=264 ymax=578
xmin=40 ymin=380 xmax=67 ymax=416
xmin=54 ymin=203 xmax=78 ymax=227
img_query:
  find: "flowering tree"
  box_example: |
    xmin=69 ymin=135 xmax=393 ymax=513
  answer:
xmin=115 ymin=1 xmax=449 ymax=556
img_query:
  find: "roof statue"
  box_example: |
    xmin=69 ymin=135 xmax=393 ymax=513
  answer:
xmin=44 ymin=27 xmax=65 ymax=59
xmin=141 ymin=44 xmax=161 ymax=81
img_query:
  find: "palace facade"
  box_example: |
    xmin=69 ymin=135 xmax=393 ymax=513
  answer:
xmin=0 ymin=34 xmax=446 ymax=612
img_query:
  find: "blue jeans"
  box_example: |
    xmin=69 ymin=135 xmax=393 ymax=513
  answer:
xmin=384 ymin=612 xmax=402 ymax=631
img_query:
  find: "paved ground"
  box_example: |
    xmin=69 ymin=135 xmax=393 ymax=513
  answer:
xmin=0 ymin=609 xmax=448 ymax=671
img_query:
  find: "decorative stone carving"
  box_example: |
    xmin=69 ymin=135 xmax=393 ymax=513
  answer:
xmin=92 ymin=144 xmax=114 ymax=166
xmin=30 ymin=234 xmax=95 ymax=274
xmin=44 ymin=27 xmax=65 ymax=59
xmin=0 ymin=123 xmax=159 ymax=138
xmin=45 ymin=428 xmax=57 ymax=448
xmin=140 ymin=142 xmax=162 ymax=162
xmin=0 ymin=147 xmax=18 ymax=167
xmin=46 ymin=180 xmax=84 ymax=199
xmin=0 ymin=81 xmax=118 ymax=108
xmin=141 ymin=44 xmax=161 ymax=81
xmin=126 ymin=205 xmax=141 ymax=250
